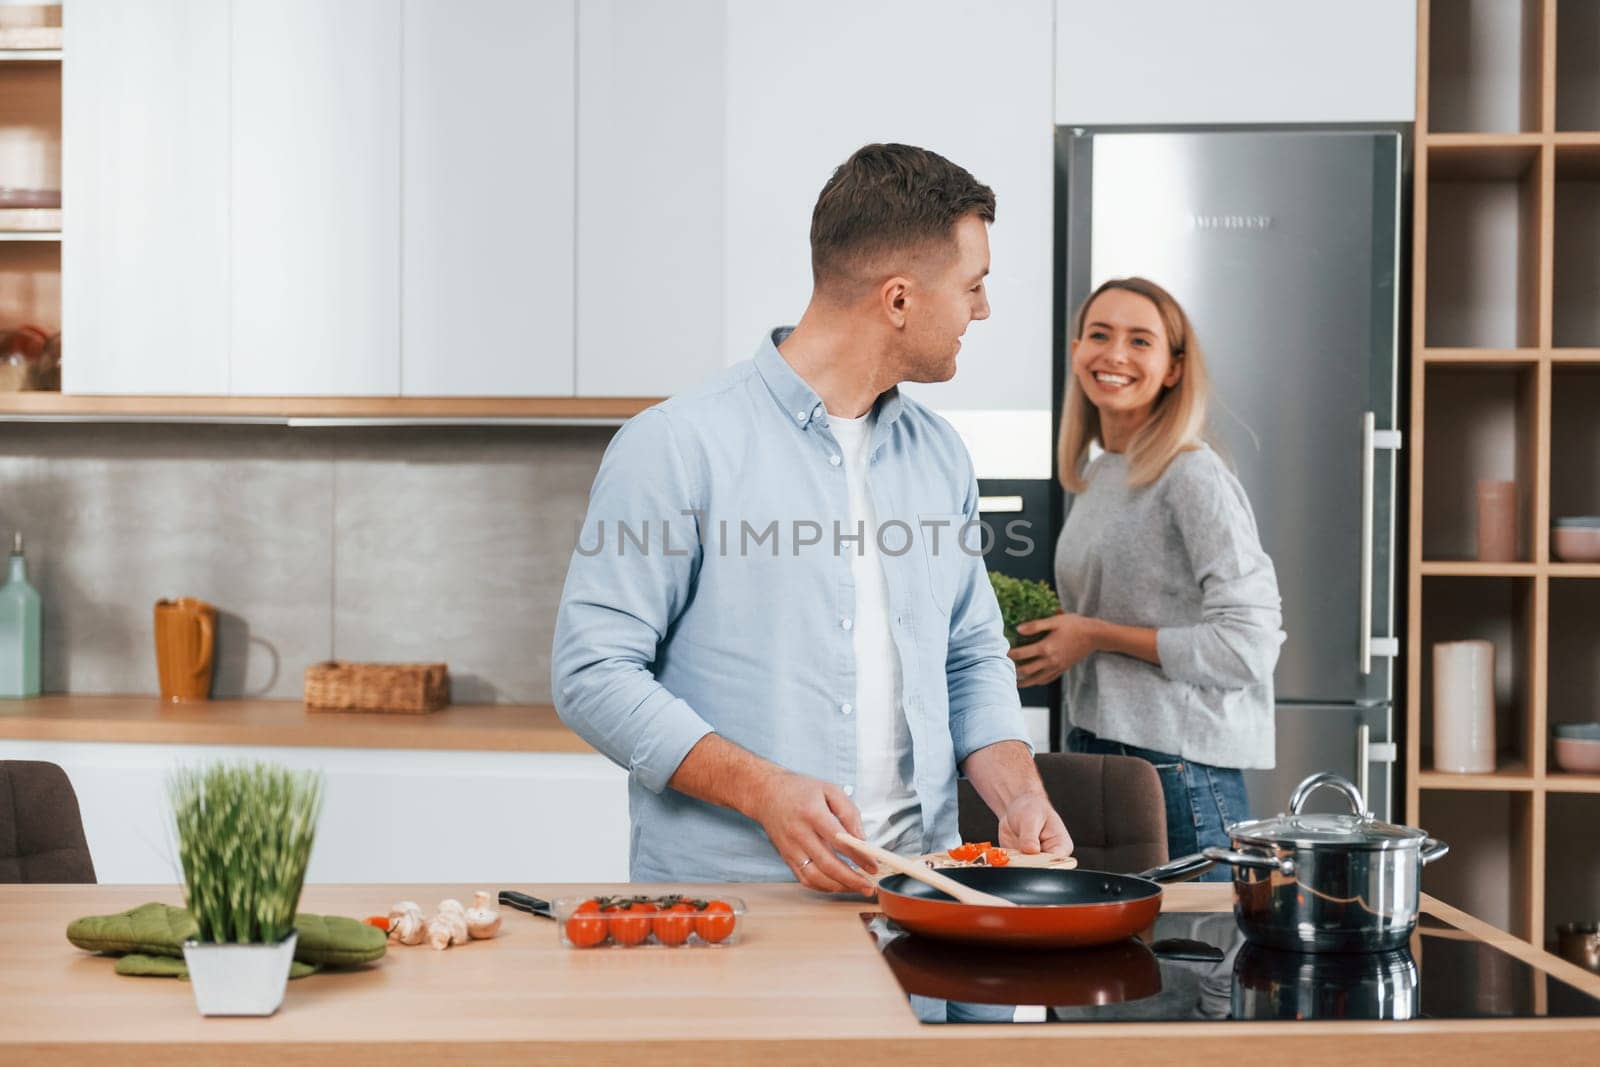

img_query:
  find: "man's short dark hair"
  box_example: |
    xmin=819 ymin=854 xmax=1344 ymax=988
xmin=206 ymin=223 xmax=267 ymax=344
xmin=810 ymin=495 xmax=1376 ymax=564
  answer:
xmin=809 ymin=143 xmax=996 ymax=298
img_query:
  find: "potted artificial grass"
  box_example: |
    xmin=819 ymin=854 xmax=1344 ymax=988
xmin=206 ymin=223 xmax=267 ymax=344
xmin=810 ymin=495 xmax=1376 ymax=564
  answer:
xmin=169 ymin=762 xmax=323 ymax=1016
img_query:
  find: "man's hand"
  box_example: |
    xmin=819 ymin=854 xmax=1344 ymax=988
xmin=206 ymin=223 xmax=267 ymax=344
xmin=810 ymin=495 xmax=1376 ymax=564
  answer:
xmin=1008 ymin=613 xmax=1101 ymax=688
xmin=747 ymin=770 xmax=879 ymax=895
xmin=997 ymin=790 xmax=1074 ymax=856
xmin=670 ymin=735 xmax=878 ymax=894
xmin=961 ymin=740 xmax=1075 ymax=859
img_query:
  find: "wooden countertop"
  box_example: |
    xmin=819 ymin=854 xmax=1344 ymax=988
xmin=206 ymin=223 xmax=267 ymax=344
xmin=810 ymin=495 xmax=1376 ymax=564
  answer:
xmin=0 ymin=696 xmax=594 ymax=754
xmin=4 ymin=882 xmax=1597 ymax=1065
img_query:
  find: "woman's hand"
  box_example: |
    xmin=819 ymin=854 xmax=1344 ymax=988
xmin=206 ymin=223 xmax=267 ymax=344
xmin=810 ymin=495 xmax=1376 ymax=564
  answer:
xmin=1008 ymin=613 xmax=1103 ymax=688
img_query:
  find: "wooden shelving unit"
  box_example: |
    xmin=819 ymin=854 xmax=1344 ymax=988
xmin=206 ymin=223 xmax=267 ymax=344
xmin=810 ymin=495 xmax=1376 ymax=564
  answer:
xmin=0 ymin=3 xmax=61 ymax=392
xmin=1410 ymin=0 xmax=1600 ymax=948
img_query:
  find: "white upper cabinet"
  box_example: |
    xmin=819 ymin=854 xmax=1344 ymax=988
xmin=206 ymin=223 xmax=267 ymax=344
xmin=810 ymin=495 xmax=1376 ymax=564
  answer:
xmin=1055 ymin=1 xmax=1416 ymax=124
xmin=62 ymin=0 xmax=229 ymax=395
xmin=229 ymin=0 xmax=402 ymax=396
xmin=722 ymin=1 xmax=1056 ymax=415
xmin=575 ymin=0 xmax=727 ymax=398
xmin=402 ymin=0 xmax=576 ymax=396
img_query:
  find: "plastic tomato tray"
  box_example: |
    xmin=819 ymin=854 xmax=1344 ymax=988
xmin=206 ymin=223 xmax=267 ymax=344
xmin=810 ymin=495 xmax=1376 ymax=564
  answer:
xmin=552 ymin=893 xmax=747 ymax=949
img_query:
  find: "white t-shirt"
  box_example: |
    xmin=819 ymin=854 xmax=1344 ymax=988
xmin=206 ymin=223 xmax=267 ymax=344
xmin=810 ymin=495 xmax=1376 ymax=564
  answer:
xmin=828 ymin=410 xmax=921 ymax=850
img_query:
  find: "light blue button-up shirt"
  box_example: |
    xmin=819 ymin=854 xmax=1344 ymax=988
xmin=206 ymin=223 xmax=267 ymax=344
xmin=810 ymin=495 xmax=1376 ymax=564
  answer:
xmin=552 ymin=328 xmax=1029 ymax=882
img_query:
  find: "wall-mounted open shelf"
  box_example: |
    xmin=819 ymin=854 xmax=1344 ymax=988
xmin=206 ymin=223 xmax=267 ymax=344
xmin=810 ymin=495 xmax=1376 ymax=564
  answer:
xmin=1421 ymin=363 xmax=1540 ymax=561
xmin=1427 ymin=0 xmax=1544 ymax=133
xmin=1411 ymin=0 xmax=1600 ymax=947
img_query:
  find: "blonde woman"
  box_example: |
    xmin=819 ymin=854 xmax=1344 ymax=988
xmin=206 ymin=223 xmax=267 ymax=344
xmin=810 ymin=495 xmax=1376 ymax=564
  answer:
xmin=1009 ymin=277 xmax=1283 ymax=878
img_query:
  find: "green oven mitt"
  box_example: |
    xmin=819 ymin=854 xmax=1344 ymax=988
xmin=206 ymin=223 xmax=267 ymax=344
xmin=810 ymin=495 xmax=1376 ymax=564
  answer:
xmin=113 ymin=954 xmax=322 ymax=980
xmin=68 ymin=903 xmax=386 ymax=969
xmin=289 ymin=913 xmax=387 ymax=966
xmin=66 ymin=902 xmax=196 ymax=957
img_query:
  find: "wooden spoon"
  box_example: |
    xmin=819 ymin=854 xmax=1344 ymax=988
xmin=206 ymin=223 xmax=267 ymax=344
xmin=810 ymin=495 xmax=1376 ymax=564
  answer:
xmin=834 ymin=831 xmax=1018 ymax=908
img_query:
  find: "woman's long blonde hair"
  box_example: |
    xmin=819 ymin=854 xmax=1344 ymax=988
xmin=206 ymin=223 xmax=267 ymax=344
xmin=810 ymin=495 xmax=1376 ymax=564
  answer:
xmin=1058 ymin=277 xmax=1211 ymax=492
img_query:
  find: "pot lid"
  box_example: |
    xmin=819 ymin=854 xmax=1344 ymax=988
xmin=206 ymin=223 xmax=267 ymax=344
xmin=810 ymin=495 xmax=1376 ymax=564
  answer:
xmin=1230 ymin=772 xmax=1431 ymax=850
xmin=1230 ymin=810 xmax=1429 ymax=850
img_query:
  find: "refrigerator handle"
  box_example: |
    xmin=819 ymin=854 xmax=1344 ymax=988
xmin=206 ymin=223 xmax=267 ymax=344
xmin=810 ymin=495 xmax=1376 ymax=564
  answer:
xmin=1360 ymin=412 xmax=1402 ymax=674
xmin=1357 ymin=723 xmax=1370 ymax=808
xmin=1356 ymin=720 xmax=1398 ymax=820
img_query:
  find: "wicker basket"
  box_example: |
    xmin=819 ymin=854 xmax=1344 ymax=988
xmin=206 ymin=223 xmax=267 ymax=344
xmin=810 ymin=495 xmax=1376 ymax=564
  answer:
xmin=304 ymin=661 xmax=450 ymax=714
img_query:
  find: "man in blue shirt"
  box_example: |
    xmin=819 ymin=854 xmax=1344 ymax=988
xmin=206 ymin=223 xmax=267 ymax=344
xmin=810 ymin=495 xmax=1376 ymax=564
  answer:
xmin=553 ymin=143 xmax=1073 ymax=892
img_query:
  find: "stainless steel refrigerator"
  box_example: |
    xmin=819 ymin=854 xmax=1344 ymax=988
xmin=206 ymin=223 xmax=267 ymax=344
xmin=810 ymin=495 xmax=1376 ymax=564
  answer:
xmin=1059 ymin=128 xmax=1404 ymax=821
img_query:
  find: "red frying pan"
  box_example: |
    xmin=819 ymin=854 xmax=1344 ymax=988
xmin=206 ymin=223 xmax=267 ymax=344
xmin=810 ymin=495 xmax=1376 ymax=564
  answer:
xmin=838 ymin=833 xmax=1214 ymax=949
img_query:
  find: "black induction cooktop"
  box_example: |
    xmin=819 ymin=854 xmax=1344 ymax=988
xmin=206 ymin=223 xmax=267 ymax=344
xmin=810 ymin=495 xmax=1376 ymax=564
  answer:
xmin=863 ymin=911 xmax=1600 ymax=1025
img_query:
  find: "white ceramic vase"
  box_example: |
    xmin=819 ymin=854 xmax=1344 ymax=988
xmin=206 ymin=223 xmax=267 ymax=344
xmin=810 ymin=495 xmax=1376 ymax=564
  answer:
xmin=181 ymin=931 xmax=298 ymax=1016
xmin=1433 ymin=639 xmax=1496 ymax=774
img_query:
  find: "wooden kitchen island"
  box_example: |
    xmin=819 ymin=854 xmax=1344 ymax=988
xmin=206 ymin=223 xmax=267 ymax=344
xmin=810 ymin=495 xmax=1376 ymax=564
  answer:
xmin=4 ymin=882 xmax=1597 ymax=1065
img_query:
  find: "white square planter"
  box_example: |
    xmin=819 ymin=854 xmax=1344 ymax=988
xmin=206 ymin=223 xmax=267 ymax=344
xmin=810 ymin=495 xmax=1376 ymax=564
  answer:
xmin=181 ymin=931 xmax=298 ymax=1016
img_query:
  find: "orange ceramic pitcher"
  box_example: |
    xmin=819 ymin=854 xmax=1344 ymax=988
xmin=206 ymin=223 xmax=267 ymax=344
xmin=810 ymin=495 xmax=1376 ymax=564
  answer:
xmin=154 ymin=597 xmax=215 ymax=702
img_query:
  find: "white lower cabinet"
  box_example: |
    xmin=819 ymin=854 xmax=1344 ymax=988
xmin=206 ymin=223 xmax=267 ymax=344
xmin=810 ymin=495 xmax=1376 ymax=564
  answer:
xmin=4 ymin=739 xmax=630 ymax=885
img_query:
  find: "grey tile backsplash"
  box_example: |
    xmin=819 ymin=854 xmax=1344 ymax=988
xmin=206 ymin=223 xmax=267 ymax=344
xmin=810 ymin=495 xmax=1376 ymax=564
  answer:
xmin=0 ymin=423 xmax=614 ymax=703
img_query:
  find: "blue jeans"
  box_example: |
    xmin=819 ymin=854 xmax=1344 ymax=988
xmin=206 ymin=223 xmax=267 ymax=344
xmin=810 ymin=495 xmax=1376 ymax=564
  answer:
xmin=1065 ymin=727 xmax=1248 ymax=883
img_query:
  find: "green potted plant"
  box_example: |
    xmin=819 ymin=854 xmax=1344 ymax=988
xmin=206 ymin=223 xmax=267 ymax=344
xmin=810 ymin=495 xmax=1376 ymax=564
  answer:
xmin=169 ymin=761 xmax=323 ymax=1016
xmin=988 ymin=570 xmax=1062 ymax=648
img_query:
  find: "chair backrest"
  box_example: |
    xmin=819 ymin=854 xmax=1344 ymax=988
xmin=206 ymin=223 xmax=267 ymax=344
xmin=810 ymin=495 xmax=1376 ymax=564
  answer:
xmin=957 ymin=752 xmax=1168 ymax=874
xmin=0 ymin=760 xmax=97 ymax=883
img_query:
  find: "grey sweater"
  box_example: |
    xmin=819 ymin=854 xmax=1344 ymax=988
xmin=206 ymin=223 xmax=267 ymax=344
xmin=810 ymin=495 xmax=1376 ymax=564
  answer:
xmin=1053 ymin=445 xmax=1283 ymax=769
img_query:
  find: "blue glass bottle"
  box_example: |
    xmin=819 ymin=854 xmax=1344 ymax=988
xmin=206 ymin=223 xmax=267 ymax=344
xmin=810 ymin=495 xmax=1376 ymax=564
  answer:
xmin=0 ymin=532 xmax=42 ymax=698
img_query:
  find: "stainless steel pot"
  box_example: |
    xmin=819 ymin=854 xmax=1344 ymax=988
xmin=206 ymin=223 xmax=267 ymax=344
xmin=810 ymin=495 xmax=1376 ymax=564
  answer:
xmin=1203 ymin=772 xmax=1450 ymax=953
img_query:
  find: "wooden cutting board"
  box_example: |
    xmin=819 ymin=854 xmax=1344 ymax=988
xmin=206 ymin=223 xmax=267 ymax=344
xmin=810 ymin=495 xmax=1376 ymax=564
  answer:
xmin=915 ymin=848 xmax=1079 ymax=870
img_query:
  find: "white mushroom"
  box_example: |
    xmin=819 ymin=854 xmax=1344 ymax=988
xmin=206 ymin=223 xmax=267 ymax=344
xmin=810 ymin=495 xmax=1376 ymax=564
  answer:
xmin=388 ymin=901 xmax=426 ymax=945
xmin=464 ymin=891 xmax=502 ymax=940
xmin=425 ymin=908 xmax=469 ymax=951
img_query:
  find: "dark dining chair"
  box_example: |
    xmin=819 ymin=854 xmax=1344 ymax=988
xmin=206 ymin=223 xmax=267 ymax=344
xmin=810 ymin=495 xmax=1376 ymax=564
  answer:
xmin=957 ymin=752 xmax=1167 ymax=874
xmin=0 ymin=760 xmax=97 ymax=883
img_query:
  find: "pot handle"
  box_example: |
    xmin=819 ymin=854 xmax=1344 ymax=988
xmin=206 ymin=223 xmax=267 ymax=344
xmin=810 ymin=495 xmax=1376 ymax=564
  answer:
xmin=1420 ymin=838 xmax=1450 ymax=866
xmin=1288 ymin=771 xmax=1370 ymax=818
xmin=1203 ymin=846 xmax=1297 ymax=877
xmin=1138 ymin=852 xmax=1216 ymax=883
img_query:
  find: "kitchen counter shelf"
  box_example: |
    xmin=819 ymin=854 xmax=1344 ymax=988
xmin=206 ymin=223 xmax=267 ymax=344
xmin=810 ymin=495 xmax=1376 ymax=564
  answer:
xmin=2 ymin=882 xmax=1596 ymax=1064
xmin=1418 ymin=562 xmax=1600 ymax=577
xmin=1551 ymin=348 xmax=1600 ymax=363
xmin=1417 ymin=761 xmax=1536 ymax=791
xmin=0 ymin=695 xmax=593 ymax=753
xmin=1545 ymin=774 xmax=1600 ymax=794
xmin=1421 ymin=348 xmax=1543 ymax=365
xmin=1420 ymin=561 xmax=1541 ymax=576
xmin=0 ymin=229 xmax=59 ymax=241
xmin=0 ymin=48 xmax=59 ymax=62
xmin=1424 ymin=133 xmax=1549 ymax=151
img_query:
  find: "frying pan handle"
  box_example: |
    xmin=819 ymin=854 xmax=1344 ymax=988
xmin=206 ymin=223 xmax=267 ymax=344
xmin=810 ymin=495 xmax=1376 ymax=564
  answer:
xmin=1138 ymin=852 xmax=1216 ymax=884
xmin=1203 ymin=846 xmax=1296 ymax=876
